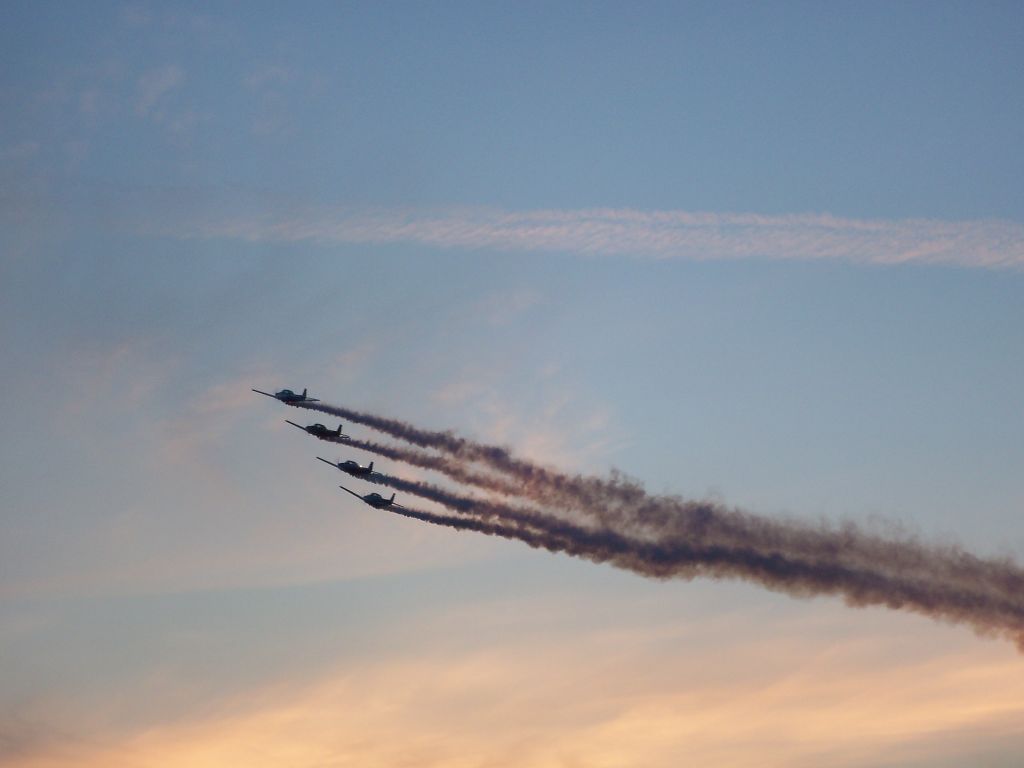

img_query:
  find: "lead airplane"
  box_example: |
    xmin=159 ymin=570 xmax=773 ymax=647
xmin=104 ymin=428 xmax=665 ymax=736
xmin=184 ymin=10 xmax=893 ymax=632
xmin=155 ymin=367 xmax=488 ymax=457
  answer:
xmin=286 ymin=420 xmax=350 ymax=441
xmin=339 ymin=485 xmax=402 ymax=509
xmin=251 ymin=387 xmax=319 ymax=404
xmin=317 ymin=456 xmax=374 ymax=477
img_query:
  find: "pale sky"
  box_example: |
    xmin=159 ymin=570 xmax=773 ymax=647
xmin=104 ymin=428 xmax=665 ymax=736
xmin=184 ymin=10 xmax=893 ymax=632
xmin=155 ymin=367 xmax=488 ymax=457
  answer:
xmin=2 ymin=2 xmax=1023 ymax=766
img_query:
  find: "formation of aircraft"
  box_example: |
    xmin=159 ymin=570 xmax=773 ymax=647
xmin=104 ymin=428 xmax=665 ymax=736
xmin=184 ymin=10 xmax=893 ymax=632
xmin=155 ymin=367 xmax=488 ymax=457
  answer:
xmin=316 ymin=456 xmax=374 ymax=477
xmin=286 ymin=420 xmax=350 ymax=441
xmin=252 ymin=387 xmax=320 ymax=403
xmin=339 ymin=485 xmax=402 ymax=509
xmin=255 ymin=386 xmax=404 ymax=510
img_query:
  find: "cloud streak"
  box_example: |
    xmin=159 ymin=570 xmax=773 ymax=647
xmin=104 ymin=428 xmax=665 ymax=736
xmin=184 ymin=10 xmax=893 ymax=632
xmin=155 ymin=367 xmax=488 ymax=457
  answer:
xmin=177 ymin=205 xmax=1024 ymax=269
xmin=136 ymin=65 xmax=183 ymax=116
xmin=11 ymin=631 xmax=1023 ymax=768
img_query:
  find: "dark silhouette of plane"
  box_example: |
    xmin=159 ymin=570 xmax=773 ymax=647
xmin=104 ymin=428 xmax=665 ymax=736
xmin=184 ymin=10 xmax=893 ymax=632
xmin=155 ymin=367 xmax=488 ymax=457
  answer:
xmin=286 ymin=420 xmax=349 ymax=441
xmin=339 ymin=485 xmax=401 ymax=509
xmin=317 ymin=456 xmax=374 ymax=477
xmin=252 ymin=387 xmax=319 ymax=403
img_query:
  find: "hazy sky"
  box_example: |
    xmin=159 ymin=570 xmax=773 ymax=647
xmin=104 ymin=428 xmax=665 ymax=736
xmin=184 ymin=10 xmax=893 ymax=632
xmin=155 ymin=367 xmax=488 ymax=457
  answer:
xmin=2 ymin=2 xmax=1023 ymax=766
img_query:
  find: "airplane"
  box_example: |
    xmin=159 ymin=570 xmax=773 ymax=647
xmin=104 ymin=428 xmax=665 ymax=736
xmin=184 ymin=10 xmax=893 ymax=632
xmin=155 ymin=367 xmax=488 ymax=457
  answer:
xmin=339 ymin=485 xmax=402 ymax=509
xmin=286 ymin=420 xmax=350 ymax=441
xmin=317 ymin=456 xmax=374 ymax=477
xmin=251 ymin=387 xmax=320 ymax=404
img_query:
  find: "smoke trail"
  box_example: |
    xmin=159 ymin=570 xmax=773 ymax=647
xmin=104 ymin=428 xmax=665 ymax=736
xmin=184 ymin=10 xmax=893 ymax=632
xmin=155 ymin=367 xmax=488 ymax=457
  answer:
xmin=390 ymin=472 xmax=1024 ymax=620
xmin=296 ymin=401 xmax=650 ymax=517
xmin=347 ymin=438 xmax=528 ymax=500
xmin=300 ymin=400 xmax=1024 ymax=644
xmin=382 ymin=499 xmax=1024 ymax=648
xmin=307 ymin=404 xmax=1024 ymax=605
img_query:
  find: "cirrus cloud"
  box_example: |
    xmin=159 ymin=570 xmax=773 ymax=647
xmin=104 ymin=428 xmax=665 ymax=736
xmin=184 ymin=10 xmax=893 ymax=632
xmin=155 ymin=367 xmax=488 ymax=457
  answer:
xmin=163 ymin=205 xmax=1024 ymax=270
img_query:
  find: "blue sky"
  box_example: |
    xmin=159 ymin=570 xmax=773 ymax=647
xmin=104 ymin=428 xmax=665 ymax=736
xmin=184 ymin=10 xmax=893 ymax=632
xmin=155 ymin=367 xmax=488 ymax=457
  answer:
xmin=2 ymin=3 xmax=1023 ymax=766
xmin=5 ymin=1 xmax=1024 ymax=215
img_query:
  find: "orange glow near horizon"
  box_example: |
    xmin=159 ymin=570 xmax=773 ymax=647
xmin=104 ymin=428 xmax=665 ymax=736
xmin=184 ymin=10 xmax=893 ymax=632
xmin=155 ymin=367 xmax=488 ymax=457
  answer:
xmin=10 ymin=619 xmax=1024 ymax=768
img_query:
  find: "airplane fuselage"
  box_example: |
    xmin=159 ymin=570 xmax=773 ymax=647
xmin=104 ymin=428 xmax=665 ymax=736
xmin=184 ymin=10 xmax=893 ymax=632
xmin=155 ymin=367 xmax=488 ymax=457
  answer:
xmin=252 ymin=387 xmax=319 ymax=403
xmin=287 ymin=420 xmax=347 ymax=440
xmin=318 ymin=457 xmax=372 ymax=476
xmin=339 ymin=484 xmax=396 ymax=509
xmin=342 ymin=463 xmax=373 ymax=477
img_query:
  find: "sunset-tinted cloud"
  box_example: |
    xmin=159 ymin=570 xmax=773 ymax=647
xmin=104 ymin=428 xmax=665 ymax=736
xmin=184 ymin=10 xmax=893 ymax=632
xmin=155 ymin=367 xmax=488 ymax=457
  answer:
xmin=7 ymin=615 xmax=1023 ymax=768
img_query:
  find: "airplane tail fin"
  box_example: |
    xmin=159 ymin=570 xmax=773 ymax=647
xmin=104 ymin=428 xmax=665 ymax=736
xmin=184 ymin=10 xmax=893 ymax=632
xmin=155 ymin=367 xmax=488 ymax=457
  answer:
xmin=368 ymin=462 xmax=374 ymax=473
xmin=302 ymin=388 xmax=307 ymax=398
xmin=390 ymin=493 xmax=395 ymax=503
xmin=337 ymin=423 xmax=344 ymax=436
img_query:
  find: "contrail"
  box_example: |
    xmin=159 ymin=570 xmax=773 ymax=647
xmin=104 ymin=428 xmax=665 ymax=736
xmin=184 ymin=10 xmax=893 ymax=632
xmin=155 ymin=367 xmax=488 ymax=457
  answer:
xmin=298 ymin=400 xmax=1024 ymax=645
xmin=381 ymin=498 xmax=1024 ymax=649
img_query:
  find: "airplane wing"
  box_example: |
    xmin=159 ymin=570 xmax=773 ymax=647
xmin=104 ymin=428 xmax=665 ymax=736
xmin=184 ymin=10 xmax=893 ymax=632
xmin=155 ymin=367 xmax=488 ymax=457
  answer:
xmin=284 ymin=420 xmax=306 ymax=431
xmin=338 ymin=485 xmax=365 ymax=501
xmin=305 ymin=397 xmax=321 ymax=402
xmin=251 ymin=389 xmax=276 ymax=398
xmin=391 ymin=503 xmax=406 ymax=510
xmin=316 ymin=457 xmax=337 ymax=468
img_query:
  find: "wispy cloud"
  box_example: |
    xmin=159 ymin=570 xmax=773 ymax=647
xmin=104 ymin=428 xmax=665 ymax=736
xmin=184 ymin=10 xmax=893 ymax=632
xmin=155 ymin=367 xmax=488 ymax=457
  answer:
xmin=429 ymin=369 xmax=621 ymax=473
xmin=136 ymin=64 xmax=183 ymax=116
xmin=242 ymin=62 xmax=325 ymax=138
xmin=166 ymin=206 xmax=1024 ymax=270
xmin=7 ymin=617 xmax=1023 ymax=768
xmin=469 ymin=288 xmax=543 ymax=325
xmin=244 ymin=65 xmax=294 ymax=92
xmin=0 ymin=141 xmax=40 ymax=161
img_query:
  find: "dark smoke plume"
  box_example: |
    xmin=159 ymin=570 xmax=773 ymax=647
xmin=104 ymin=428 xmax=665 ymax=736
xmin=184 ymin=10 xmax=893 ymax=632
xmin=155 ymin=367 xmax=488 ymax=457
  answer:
xmin=347 ymin=438 xmax=527 ymax=499
xmin=296 ymin=400 xmax=646 ymax=514
xmin=297 ymin=400 xmax=1024 ymax=646
xmin=300 ymin=401 xmax=1024 ymax=606
xmin=383 ymin=497 xmax=1024 ymax=649
xmin=372 ymin=472 xmax=1024 ymax=646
